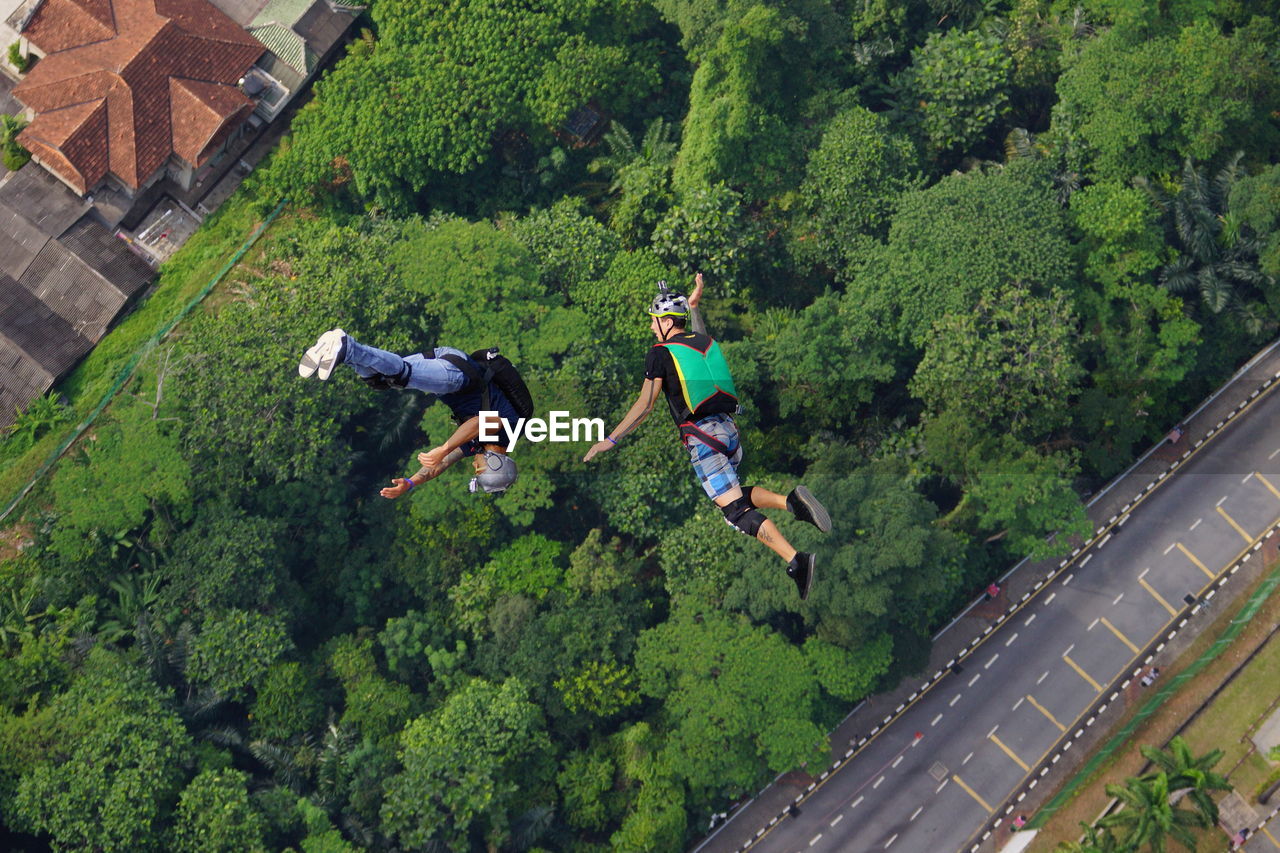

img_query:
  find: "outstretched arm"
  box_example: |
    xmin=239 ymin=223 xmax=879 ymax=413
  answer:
xmin=379 ymin=447 xmax=466 ymax=499
xmin=689 ymin=272 xmax=706 ymax=335
xmin=421 ymin=416 xmax=482 ymax=468
xmin=583 ymin=377 xmax=663 ymax=461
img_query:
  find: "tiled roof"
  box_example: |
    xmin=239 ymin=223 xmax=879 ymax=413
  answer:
xmin=20 ymin=99 xmax=110 ymax=193
xmin=20 ymin=0 xmax=116 ymax=53
xmin=13 ymin=0 xmax=264 ymax=193
xmin=169 ymin=77 xmax=254 ymax=164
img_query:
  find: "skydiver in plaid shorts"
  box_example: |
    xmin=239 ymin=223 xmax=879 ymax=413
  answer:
xmin=583 ymin=273 xmax=831 ymax=599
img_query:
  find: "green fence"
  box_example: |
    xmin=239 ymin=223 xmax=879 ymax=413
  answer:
xmin=0 ymin=199 xmax=289 ymax=524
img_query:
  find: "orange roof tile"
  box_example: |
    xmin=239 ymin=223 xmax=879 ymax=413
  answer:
xmin=12 ymin=0 xmax=264 ymax=193
xmin=22 ymin=0 xmax=116 ymax=53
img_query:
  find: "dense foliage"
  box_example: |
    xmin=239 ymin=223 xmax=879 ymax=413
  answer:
xmin=3 ymin=0 xmax=1279 ymax=848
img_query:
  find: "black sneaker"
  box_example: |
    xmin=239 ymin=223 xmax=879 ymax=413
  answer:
xmin=786 ymin=553 xmax=815 ymax=600
xmin=787 ymin=486 xmax=831 ymax=533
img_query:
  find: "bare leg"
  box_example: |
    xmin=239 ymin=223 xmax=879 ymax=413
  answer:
xmin=744 ymin=486 xmax=788 ymax=511
xmin=713 ymin=487 xmax=797 ymax=563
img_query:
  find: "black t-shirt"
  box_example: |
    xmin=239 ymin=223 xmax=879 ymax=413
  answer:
xmin=644 ymin=332 xmax=736 ymax=426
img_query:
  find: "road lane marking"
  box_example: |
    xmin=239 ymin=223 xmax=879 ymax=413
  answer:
xmin=1112 ymin=592 xmax=1124 ymax=605
xmin=985 ymin=653 xmax=1000 ymax=669
xmin=950 ymin=694 xmax=961 ymax=707
xmin=1164 ymin=543 xmax=1177 ymax=555
xmin=1138 ymin=567 xmax=1150 ymax=580
xmin=1271 ymin=448 xmax=1280 ymax=461
xmin=952 ymin=775 xmax=993 ymax=812
xmin=893 ymin=755 xmax=904 ymax=768
xmin=1262 ymin=826 xmax=1280 ymax=849
xmin=1037 ymin=671 xmax=1049 ymax=685
xmin=1139 ymin=577 xmax=1178 ymax=616
xmin=969 ymin=673 xmax=981 ymax=687
xmin=851 ymin=796 xmax=863 ymax=809
xmin=1088 ymin=617 xmax=1100 ymax=631
xmin=1256 ymin=472 xmax=1280 ymax=501
xmin=1045 ymin=592 xmax=1057 ymax=605
xmin=1024 ymin=613 xmax=1036 ymax=626
xmin=874 ymin=776 xmax=884 ymax=789
xmin=1189 ymin=518 xmax=1203 ymax=531
xmin=989 ymin=733 xmax=1031 ymax=771
xmin=810 ymin=833 xmax=822 ymax=846
xmin=1005 ymin=633 xmax=1019 ymax=647
xmin=936 ymin=779 xmax=949 ymax=794
xmin=1217 ymin=505 xmax=1252 ymax=543
xmin=963 ymin=752 xmax=973 ymax=765
xmin=1063 ymin=653 xmax=1102 ymax=692
xmin=1063 ymin=573 xmax=1074 ymax=585
xmin=1176 ymin=542 xmax=1215 ymax=579
xmin=1243 ymin=472 xmax=1255 ymax=485
xmin=1100 ymin=617 xmax=1140 ymax=654
xmin=884 ymin=833 xmax=898 ymax=848
xmin=987 ymin=725 xmax=999 ymax=739
xmin=1216 ymin=494 xmax=1228 ymax=507
xmin=910 ymin=807 xmax=923 ymax=821
xmin=1012 ymin=697 xmax=1025 ymax=711
xmin=1027 ymin=694 xmax=1067 ymax=731
xmin=831 ymin=814 xmax=843 ymax=827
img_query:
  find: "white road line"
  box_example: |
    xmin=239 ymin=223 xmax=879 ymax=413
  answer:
xmin=1024 ymin=613 xmax=1036 ymax=626
xmin=936 ymin=779 xmax=949 ymax=794
xmin=1063 ymin=573 xmax=1075 ymax=585
xmin=1164 ymin=542 xmax=1177 ymax=555
xmin=1037 ymin=671 xmax=1049 ymax=685
xmin=1064 ymin=643 xmax=1075 ymax=656
xmin=873 ymin=776 xmax=885 ymax=789
xmin=1139 ymin=567 xmax=1150 ymax=580
xmin=950 ymin=694 xmax=961 ymax=707
xmin=852 ymin=796 xmax=864 ymax=810
xmin=1243 ymin=473 xmax=1255 ymax=484
xmin=1271 ymin=448 xmax=1280 ymax=460
xmin=1088 ymin=618 xmax=1100 ymax=631
xmin=910 ymin=807 xmax=923 ymax=822
xmin=1046 ymin=593 xmax=1057 ymax=605
xmin=1216 ymin=495 xmax=1228 ymax=507
xmin=884 ymin=833 xmax=899 ymax=848
xmin=987 ymin=724 xmax=1000 ymax=739
xmin=1190 ymin=518 xmax=1202 ymax=531
xmin=969 ymin=673 xmax=981 ymax=687
xmin=893 ymin=755 xmax=904 ymax=768
xmin=931 ymin=713 xmax=943 ymax=727
xmin=810 ymin=833 xmax=822 ymax=846
xmin=1013 ymin=697 xmax=1025 ymax=711
xmin=1006 ymin=633 xmax=1019 ymax=647
xmin=985 ymin=653 xmax=1000 ymax=669
xmin=963 ymin=752 xmax=973 ymax=765
xmin=1113 ymin=593 xmax=1124 ymax=605
xmin=1080 ymin=554 xmax=1093 ymax=567
xmin=831 ymin=814 xmax=844 ymax=827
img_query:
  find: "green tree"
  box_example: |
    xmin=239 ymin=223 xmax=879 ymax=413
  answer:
xmin=381 ymin=678 xmax=550 ymax=851
xmin=1229 ymin=162 xmax=1280 ymax=279
xmin=589 ymin=118 xmax=679 ymax=247
xmin=854 ymin=161 xmax=1075 ymax=348
xmin=651 ymin=183 xmax=760 ymax=295
xmin=186 ymin=609 xmax=293 ymax=701
xmin=1098 ymin=771 xmax=1213 ymax=852
xmin=250 ymin=661 xmax=325 ymax=742
xmin=8 ymin=649 xmax=193 ymax=852
xmin=635 ymin=607 xmax=828 ymax=794
xmin=1052 ymin=19 xmax=1280 ymax=182
xmin=507 ymin=198 xmax=622 ymax=294
xmin=910 ymin=282 xmax=1085 ymax=440
xmin=803 ymin=634 xmax=893 ymax=702
xmin=792 ymin=105 xmax=923 ymax=274
xmin=894 ymin=29 xmax=1013 ymax=158
xmin=1 ymin=113 xmax=30 ymax=171
xmin=173 ymin=769 xmax=269 ymax=853
xmin=1140 ymin=736 xmax=1231 ymax=826
xmin=1055 ymin=822 xmax=1122 ymax=853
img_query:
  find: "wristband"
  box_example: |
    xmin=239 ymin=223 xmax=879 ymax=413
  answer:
xmin=403 ymin=477 xmax=415 ymax=491
xmin=606 ymin=436 xmax=618 ymax=445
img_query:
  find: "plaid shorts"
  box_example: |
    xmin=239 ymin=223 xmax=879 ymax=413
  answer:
xmin=684 ymin=414 xmax=743 ymax=499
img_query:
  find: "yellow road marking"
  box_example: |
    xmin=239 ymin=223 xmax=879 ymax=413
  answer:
xmin=1263 ymin=826 xmax=1280 ymax=850
xmin=1176 ymin=542 xmax=1215 ymax=579
xmin=952 ymin=775 xmax=993 ymax=812
xmin=1100 ymin=617 xmax=1140 ymax=654
xmin=1026 ymin=694 xmax=1066 ymax=732
xmin=1063 ymin=653 xmax=1102 ymax=692
xmin=1139 ymin=577 xmax=1178 ymax=617
xmin=1217 ymin=505 xmax=1253 ymax=543
xmin=989 ymin=734 xmax=1030 ymax=771
xmin=1256 ymin=472 xmax=1280 ymax=502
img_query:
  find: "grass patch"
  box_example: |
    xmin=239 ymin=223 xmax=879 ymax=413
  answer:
xmin=0 ymin=192 xmax=289 ymax=515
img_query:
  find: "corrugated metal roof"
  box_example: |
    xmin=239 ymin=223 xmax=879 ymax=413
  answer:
xmin=249 ymin=21 xmax=309 ymax=72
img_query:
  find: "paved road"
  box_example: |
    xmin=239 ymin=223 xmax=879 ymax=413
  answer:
xmin=1245 ymin=808 xmax=1280 ymax=851
xmin=752 ymin=383 xmax=1280 ymax=853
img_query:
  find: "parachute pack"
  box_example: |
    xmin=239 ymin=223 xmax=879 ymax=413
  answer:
xmin=442 ymin=348 xmax=536 ymax=420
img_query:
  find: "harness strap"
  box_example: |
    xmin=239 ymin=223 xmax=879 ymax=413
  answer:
xmin=440 ymin=353 xmax=495 ymax=413
xmin=680 ymin=421 xmax=732 ymax=456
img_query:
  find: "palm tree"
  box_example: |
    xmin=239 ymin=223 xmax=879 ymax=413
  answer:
xmin=1136 ymin=153 xmax=1275 ymax=336
xmin=588 ymin=118 xmax=677 ymax=245
xmin=1056 ymin=821 xmax=1125 ymax=852
xmin=1098 ymin=771 xmax=1210 ymax=852
xmin=1139 ymin=736 xmax=1231 ymax=828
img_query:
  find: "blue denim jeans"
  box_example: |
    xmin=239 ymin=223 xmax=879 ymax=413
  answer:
xmin=341 ymin=336 xmax=468 ymax=395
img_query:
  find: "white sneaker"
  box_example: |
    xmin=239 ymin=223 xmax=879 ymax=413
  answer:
xmin=298 ymin=328 xmax=346 ymax=379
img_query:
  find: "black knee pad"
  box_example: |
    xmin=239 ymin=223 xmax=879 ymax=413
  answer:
xmin=722 ymin=495 xmax=766 ymax=537
xmin=742 ymin=486 xmax=760 ymax=508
